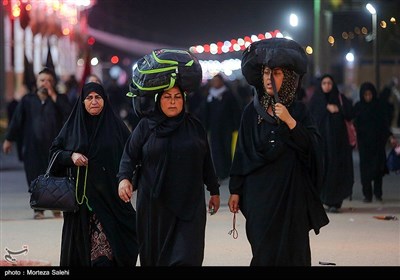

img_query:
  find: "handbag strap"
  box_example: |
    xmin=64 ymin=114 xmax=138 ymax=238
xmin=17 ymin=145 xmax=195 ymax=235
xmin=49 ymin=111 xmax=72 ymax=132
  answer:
xmin=338 ymin=94 xmax=352 ymax=122
xmin=45 ymin=150 xmax=63 ymax=175
xmin=47 ymin=151 xmax=93 ymax=211
xmin=338 ymin=94 xmax=343 ymax=106
xmin=75 ymin=166 xmax=92 ymax=211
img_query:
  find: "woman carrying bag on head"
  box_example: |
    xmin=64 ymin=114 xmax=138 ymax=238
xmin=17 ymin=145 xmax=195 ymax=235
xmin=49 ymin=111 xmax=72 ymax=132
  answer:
xmin=228 ymin=38 xmax=329 ymax=266
xmin=49 ymin=82 xmax=138 ymax=267
xmin=118 ymin=49 xmax=220 ymax=266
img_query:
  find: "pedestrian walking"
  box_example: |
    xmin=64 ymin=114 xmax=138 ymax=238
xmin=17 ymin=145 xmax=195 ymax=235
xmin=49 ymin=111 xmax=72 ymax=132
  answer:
xmin=118 ymin=49 xmax=220 ymax=266
xmin=2 ymin=67 xmax=72 ymax=219
xmin=228 ymin=38 xmax=329 ymax=266
xmin=354 ymin=82 xmax=394 ymax=202
xmin=309 ymin=74 xmax=354 ymax=213
xmin=49 ymin=82 xmax=138 ymax=266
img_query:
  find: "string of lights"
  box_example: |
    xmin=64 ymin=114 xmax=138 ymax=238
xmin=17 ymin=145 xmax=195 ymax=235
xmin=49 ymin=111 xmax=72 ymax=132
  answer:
xmin=189 ymin=30 xmax=283 ymax=55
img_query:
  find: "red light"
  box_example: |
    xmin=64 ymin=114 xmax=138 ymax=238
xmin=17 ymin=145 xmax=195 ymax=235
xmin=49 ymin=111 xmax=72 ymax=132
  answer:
xmin=87 ymin=37 xmax=96 ymax=45
xmin=111 ymin=55 xmax=119 ymax=64
xmin=271 ymin=30 xmax=281 ymax=37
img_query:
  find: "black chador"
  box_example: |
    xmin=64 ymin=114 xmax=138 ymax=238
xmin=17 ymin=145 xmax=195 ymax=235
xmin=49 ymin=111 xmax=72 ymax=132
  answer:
xmin=50 ymin=82 xmax=138 ymax=266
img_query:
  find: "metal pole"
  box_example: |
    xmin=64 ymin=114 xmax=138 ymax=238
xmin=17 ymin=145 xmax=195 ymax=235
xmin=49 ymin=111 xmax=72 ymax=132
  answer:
xmin=372 ymin=13 xmax=380 ymax=90
xmin=0 ymin=5 xmax=5 ymax=117
xmin=313 ymin=0 xmax=321 ymax=77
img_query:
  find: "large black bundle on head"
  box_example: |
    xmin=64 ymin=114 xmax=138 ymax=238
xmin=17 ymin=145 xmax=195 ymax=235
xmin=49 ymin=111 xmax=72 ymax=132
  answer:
xmin=241 ymin=38 xmax=308 ymax=89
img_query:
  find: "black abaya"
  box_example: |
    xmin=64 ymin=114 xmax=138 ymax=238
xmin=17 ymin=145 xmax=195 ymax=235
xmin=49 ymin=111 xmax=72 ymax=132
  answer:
xmin=229 ymin=99 xmax=329 ymax=266
xmin=118 ymin=96 xmax=219 ymax=266
xmin=309 ymin=75 xmax=354 ymax=207
xmin=354 ymin=82 xmax=392 ymax=200
xmin=50 ymin=82 xmax=138 ymax=267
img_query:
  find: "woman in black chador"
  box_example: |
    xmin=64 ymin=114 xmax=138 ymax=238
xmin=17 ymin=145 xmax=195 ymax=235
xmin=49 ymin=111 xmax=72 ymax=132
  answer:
xmin=309 ymin=74 xmax=354 ymax=213
xmin=118 ymin=49 xmax=220 ymax=266
xmin=118 ymin=85 xmax=220 ymax=266
xmin=354 ymin=82 xmax=393 ymax=202
xmin=228 ymin=38 xmax=329 ymax=266
xmin=50 ymin=82 xmax=138 ymax=266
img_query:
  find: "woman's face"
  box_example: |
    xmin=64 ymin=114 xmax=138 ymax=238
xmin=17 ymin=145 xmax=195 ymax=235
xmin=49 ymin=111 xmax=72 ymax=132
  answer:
xmin=83 ymin=92 xmax=104 ymax=115
xmin=263 ymin=67 xmax=284 ymax=96
xmin=160 ymin=86 xmax=184 ymax=117
xmin=321 ymin=77 xmax=333 ymax=93
xmin=363 ymin=90 xmax=373 ymax=103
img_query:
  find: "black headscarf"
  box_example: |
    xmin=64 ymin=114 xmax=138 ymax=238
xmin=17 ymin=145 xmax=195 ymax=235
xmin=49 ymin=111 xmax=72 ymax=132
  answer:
xmin=319 ymin=74 xmax=340 ymax=104
xmin=147 ymin=91 xmax=186 ymax=137
xmin=308 ymin=74 xmax=341 ymax=126
xmin=258 ymin=66 xmax=299 ymax=123
xmin=145 ymin=90 xmax=186 ymax=198
xmin=260 ymin=67 xmax=298 ymax=107
xmin=50 ymin=82 xmax=137 ymax=266
xmin=52 ymin=82 xmax=130 ymax=166
xmin=50 ymin=82 xmax=132 ymax=211
xmin=359 ymin=82 xmax=378 ymax=104
xmin=354 ymin=82 xmax=381 ymax=133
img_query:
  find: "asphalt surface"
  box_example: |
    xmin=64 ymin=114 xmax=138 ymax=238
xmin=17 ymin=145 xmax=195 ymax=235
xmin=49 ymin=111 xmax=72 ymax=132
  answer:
xmin=0 ymin=145 xmax=399 ymax=270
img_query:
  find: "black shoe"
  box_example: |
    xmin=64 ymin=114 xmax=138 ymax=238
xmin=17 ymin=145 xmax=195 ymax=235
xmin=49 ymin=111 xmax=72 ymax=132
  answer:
xmin=363 ymin=198 xmax=372 ymax=203
xmin=375 ymin=197 xmax=383 ymax=202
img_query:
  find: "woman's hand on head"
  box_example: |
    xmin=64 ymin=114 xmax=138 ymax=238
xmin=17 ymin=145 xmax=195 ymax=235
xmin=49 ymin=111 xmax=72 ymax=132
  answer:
xmin=71 ymin=152 xmax=88 ymax=166
xmin=118 ymin=179 xmax=133 ymax=203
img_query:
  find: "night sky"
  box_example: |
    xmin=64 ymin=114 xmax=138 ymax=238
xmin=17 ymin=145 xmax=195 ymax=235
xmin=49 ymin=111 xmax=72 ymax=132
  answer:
xmin=89 ymin=0 xmax=314 ymax=45
xmin=88 ymin=0 xmax=314 ymax=59
xmin=87 ymin=0 xmax=399 ymax=69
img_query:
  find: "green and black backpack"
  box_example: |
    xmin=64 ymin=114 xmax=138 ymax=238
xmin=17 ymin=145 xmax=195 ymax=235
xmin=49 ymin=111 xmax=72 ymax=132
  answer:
xmin=128 ymin=48 xmax=202 ymax=97
xmin=127 ymin=48 xmax=202 ymax=117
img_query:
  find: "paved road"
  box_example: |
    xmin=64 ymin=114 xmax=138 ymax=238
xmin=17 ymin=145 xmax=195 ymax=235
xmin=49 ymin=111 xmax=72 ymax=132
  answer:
xmin=0 ymin=147 xmax=399 ymax=268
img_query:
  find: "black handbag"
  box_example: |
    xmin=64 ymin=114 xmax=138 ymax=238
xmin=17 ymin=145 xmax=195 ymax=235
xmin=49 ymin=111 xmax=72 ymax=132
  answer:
xmin=29 ymin=151 xmax=79 ymax=213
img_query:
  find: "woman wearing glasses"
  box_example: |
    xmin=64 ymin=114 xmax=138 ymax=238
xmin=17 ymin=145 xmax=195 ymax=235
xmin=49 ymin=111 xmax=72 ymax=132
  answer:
xmin=228 ymin=38 xmax=329 ymax=266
